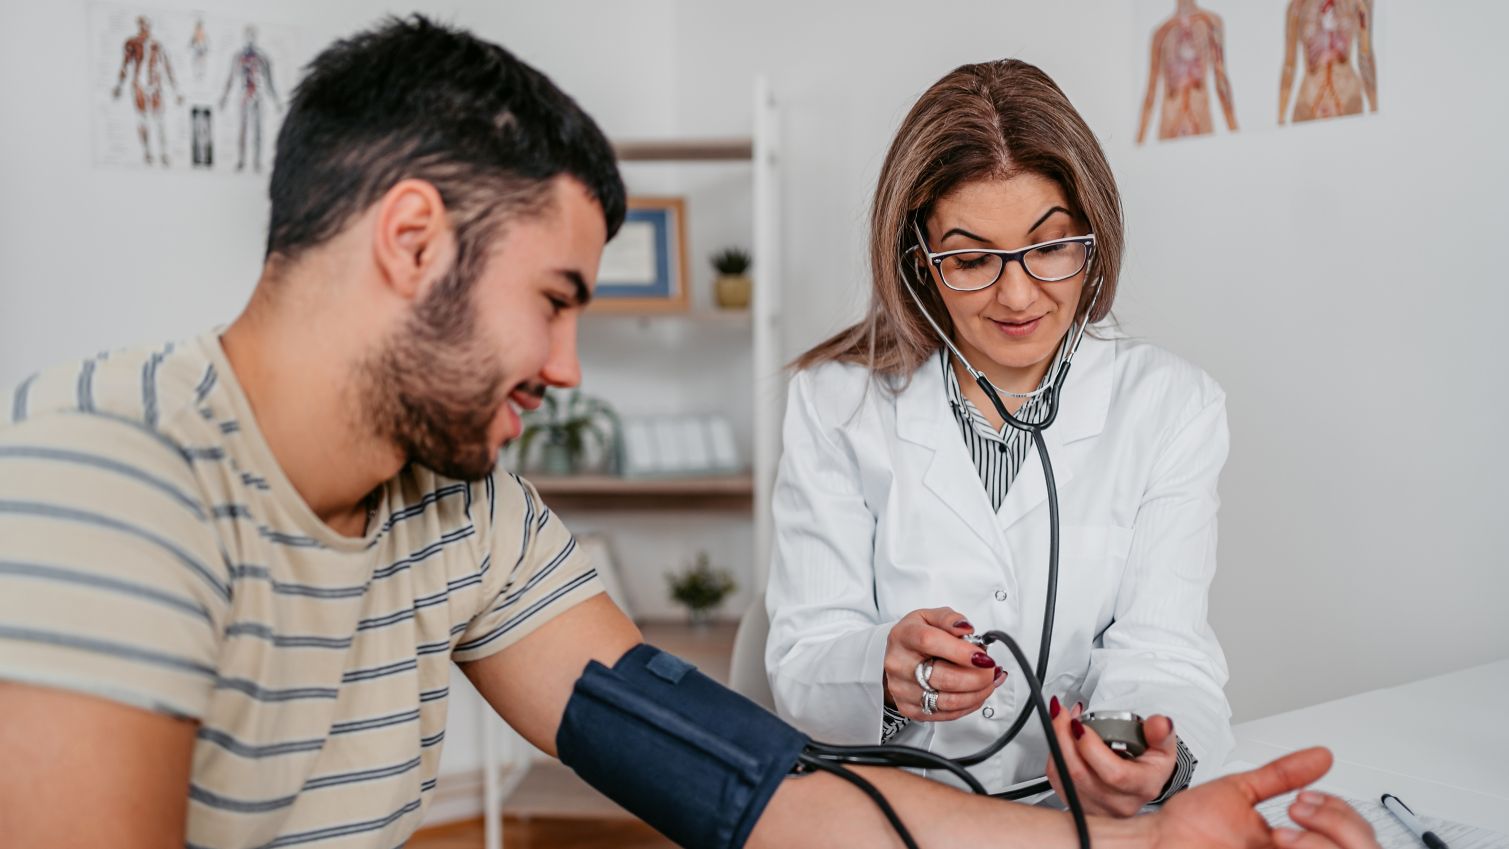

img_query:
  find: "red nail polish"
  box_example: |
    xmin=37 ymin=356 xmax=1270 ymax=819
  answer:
xmin=970 ymin=652 xmax=995 ymax=668
xmin=1071 ymin=718 xmax=1084 ymax=740
xmin=953 ymin=619 xmax=973 ymax=630
xmin=994 ymin=667 xmax=1006 ymax=681
xmin=1050 ymin=696 xmax=1061 ymax=718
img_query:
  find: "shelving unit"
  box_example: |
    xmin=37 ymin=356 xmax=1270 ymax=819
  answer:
xmin=531 ymin=473 xmax=754 ymax=512
xmin=477 ymin=79 xmax=782 ymax=849
xmin=544 ymin=75 xmax=783 ymax=578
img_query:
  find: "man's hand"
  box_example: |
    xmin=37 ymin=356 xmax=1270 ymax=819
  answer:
xmin=1149 ymin=747 xmax=1380 ymax=848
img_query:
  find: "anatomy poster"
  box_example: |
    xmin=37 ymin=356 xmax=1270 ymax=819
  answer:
xmin=89 ymin=4 xmax=306 ymax=172
xmin=1133 ymin=1 xmax=1381 ymax=143
xmin=1135 ymin=1 xmax=1240 ymax=144
xmin=1277 ymin=0 xmax=1378 ymax=125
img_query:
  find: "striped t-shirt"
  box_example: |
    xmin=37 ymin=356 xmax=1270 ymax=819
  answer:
xmin=0 ymin=332 xmax=603 ymax=848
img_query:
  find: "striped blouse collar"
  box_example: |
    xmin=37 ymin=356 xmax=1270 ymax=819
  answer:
xmin=941 ymin=331 xmax=1074 ymax=443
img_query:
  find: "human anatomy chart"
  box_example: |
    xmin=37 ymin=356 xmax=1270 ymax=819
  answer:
xmin=90 ymin=4 xmax=305 ymax=172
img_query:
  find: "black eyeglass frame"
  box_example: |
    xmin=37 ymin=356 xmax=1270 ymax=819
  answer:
xmin=910 ymin=218 xmax=1097 ymax=292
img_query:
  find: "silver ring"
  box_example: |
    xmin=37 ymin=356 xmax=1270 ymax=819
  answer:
xmin=921 ymin=689 xmax=939 ymax=715
xmin=913 ymin=658 xmax=935 ymax=691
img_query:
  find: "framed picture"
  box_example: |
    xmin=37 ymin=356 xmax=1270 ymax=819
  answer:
xmin=592 ymin=196 xmax=689 ymax=313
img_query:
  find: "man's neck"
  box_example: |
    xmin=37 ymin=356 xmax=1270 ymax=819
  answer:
xmin=219 ymin=298 xmax=401 ymax=537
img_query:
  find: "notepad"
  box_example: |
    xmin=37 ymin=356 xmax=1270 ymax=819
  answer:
xmin=1253 ymin=790 xmax=1506 ymax=849
xmin=1213 ymin=762 xmax=1506 ymax=849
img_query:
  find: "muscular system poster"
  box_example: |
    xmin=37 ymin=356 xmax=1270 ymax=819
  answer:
xmin=89 ymin=4 xmax=306 ymax=172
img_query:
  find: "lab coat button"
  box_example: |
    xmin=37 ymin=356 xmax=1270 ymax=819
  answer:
xmin=983 ymin=706 xmax=995 ymax=719
xmin=994 ymin=589 xmax=1007 ymax=601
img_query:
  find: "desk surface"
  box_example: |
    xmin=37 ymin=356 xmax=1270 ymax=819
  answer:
xmin=1231 ymin=658 xmax=1509 ymax=834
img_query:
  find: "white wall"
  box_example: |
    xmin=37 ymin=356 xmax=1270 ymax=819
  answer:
xmin=666 ymin=0 xmax=1509 ymax=721
xmin=0 ymin=0 xmax=685 ymax=792
xmin=4 ymin=0 xmax=1506 ymax=787
xmin=1111 ymin=1 xmax=1509 ymax=718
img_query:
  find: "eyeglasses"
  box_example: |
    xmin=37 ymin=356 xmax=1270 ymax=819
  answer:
xmin=911 ymin=219 xmax=1096 ymax=292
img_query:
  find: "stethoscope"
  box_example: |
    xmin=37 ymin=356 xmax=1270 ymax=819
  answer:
xmin=793 ymin=221 xmax=1105 ymax=849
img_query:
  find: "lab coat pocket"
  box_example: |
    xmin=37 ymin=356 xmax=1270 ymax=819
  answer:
xmin=1044 ymin=524 xmax=1134 ymax=682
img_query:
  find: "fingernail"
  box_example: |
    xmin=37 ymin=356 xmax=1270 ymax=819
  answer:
xmin=1070 ymin=718 xmax=1084 ymax=740
xmin=1050 ymin=696 xmax=1061 ymax=718
xmin=1291 ymin=802 xmax=1317 ymax=818
xmin=1167 ymin=718 xmax=1175 ymax=735
xmin=1273 ymin=828 xmax=1301 ymax=846
xmin=1298 ymin=791 xmax=1324 ymax=805
xmin=1072 ymin=701 xmax=1083 ymax=718
xmin=970 ymin=652 xmax=995 ymax=668
xmin=953 ymin=619 xmax=973 ymax=630
xmin=994 ymin=667 xmax=1006 ymax=685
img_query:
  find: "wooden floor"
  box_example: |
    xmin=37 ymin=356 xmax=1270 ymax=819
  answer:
xmin=410 ymin=621 xmax=736 ymax=849
xmin=409 ymin=816 xmax=675 ymax=849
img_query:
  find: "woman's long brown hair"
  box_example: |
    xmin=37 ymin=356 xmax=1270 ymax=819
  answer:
xmin=794 ymin=60 xmax=1124 ymax=385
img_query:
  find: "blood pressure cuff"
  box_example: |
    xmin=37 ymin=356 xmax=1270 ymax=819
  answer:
xmin=556 ymin=643 xmax=810 ymax=848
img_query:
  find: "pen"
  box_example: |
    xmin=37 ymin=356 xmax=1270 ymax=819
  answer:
xmin=1381 ymin=793 xmax=1449 ymax=849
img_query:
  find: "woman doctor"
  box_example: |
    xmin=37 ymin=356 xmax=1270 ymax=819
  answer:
xmin=765 ymin=59 xmax=1234 ymax=815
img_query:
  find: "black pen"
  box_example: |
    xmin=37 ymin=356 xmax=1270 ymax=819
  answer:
xmin=1382 ymin=793 xmax=1450 ymax=849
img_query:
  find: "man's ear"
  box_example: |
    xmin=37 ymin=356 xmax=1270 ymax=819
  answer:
xmin=372 ymin=179 xmax=455 ymax=302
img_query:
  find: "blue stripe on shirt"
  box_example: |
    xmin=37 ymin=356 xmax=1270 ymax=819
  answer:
xmin=0 ymin=446 xmax=205 ymax=519
xmin=341 ymin=658 xmax=418 ymax=684
xmin=196 ymin=727 xmax=325 ymax=758
xmin=376 ymin=484 xmax=468 ymax=534
xmin=76 ymin=359 xmax=96 ymax=413
xmin=189 ymin=783 xmax=298 ymax=814
xmin=194 ymin=364 xmax=217 ymax=402
xmin=301 ymin=756 xmax=423 ymax=792
xmin=370 ymin=526 xmax=475 ymax=581
xmin=0 ymin=499 xmax=230 ymax=601
xmin=223 ymin=622 xmax=354 ymax=649
xmin=329 ymin=708 xmax=421 ymax=735
xmin=213 ymin=677 xmax=340 ymax=702
xmin=11 ymin=373 xmax=38 ymax=423
xmin=0 ymin=624 xmax=215 ymax=677
xmin=260 ymin=798 xmax=422 ymax=849
xmin=455 ymin=568 xmax=597 ymax=654
xmin=0 ymin=560 xmax=212 ymax=623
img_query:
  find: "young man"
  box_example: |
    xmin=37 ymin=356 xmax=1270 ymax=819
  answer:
xmin=0 ymin=16 xmax=1377 ymax=849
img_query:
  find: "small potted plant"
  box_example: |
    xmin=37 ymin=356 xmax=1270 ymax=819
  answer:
xmin=666 ymin=551 xmax=737 ymax=627
xmin=515 ymin=390 xmax=617 ymax=476
xmin=711 ymin=247 xmax=752 ymax=310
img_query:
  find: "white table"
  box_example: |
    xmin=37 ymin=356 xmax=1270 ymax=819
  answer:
xmin=1230 ymin=658 xmax=1509 ymax=835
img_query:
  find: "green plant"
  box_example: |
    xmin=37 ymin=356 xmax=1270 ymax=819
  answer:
xmin=515 ymin=390 xmax=615 ymax=474
xmin=710 ymin=247 xmax=751 ymax=276
xmin=666 ymin=552 xmax=736 ymax=613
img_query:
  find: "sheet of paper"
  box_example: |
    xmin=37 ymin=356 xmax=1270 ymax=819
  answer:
xmin=1254 ymin=790 xmax=1507 ymax=849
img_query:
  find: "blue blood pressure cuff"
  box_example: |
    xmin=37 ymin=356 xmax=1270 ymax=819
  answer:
xmin=556 ymin=644 xmax=810 ymax=848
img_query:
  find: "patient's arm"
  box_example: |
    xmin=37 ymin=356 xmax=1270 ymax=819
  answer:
xmin=464 ymin=593 xmax=1373 ymax=849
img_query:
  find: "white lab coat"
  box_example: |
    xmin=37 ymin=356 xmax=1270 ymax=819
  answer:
xmin=765 ymin=333 xmax=1235 ymax=793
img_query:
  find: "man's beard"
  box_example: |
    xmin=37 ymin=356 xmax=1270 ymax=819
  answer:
xmin=358 ymin=273 xmax=518 ymax=482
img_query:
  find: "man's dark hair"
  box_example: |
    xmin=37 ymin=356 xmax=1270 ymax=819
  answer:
xmin=266 ymin=15 xmax=625 ymax=286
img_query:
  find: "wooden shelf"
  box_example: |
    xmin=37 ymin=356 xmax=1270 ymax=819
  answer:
xmin=530 ymin=473 xmax=754 ymax=512
xmin=582 ymin=308 xmax=751 ymax=324
xmin=613 ymin=138 xmax=753 ymax=162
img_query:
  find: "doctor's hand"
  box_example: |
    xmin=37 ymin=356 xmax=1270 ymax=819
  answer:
xmin=882 ymin=608 xmax=1005 ymax=722
xmin=1044 ymin=699 xmax=1179 ymax=817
